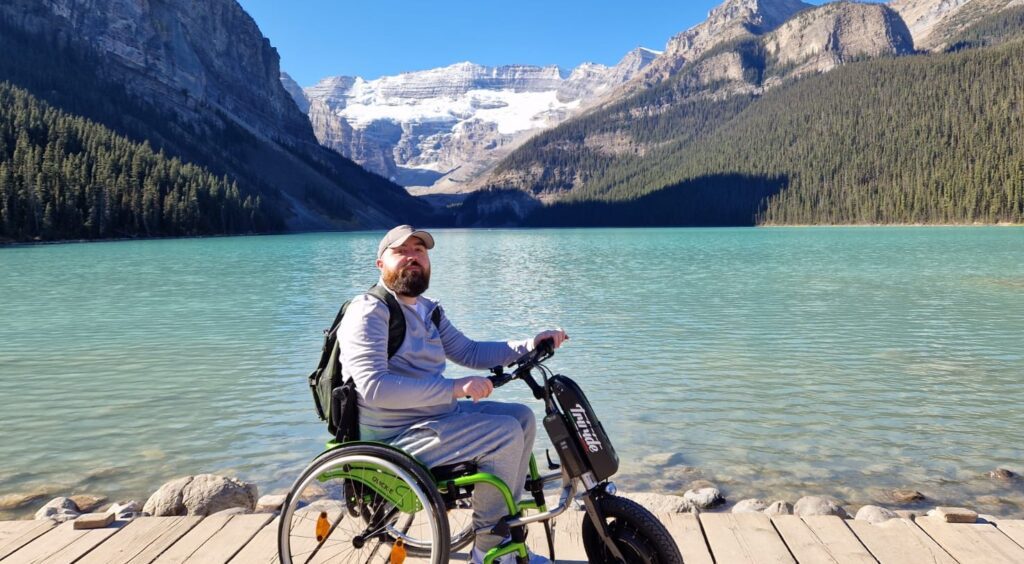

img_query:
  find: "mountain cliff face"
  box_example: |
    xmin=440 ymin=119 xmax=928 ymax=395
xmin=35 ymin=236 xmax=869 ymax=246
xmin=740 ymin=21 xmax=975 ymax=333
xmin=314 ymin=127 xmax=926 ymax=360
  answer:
xmin=625 ymin=0 xmax=811 ymax=89
xmin=0 ymin=0 xmax=424 ymax=230
xmin=890 ymin=0 xmax=1024 ymax=50
xmin=479 ymin=1 xmax=914 ymax=202
xmin=296 ymin=49 xmax=658 ymax=193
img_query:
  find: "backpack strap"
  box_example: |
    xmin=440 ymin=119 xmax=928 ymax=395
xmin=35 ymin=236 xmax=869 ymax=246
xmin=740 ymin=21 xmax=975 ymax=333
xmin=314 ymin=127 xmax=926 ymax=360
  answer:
xmin=366 ymin=284 xmax=406 ymax=359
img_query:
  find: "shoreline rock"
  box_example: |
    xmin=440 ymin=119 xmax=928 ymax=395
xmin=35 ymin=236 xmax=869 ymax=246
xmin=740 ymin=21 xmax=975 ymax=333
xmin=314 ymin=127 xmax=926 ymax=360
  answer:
xmin=143 ymin=474 xmax=257 ymax=517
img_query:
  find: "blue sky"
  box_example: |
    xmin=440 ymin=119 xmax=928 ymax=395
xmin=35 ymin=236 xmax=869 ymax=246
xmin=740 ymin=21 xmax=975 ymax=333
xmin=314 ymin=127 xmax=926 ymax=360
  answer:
xmin=237 ymin=0 xmax=873 ymax=86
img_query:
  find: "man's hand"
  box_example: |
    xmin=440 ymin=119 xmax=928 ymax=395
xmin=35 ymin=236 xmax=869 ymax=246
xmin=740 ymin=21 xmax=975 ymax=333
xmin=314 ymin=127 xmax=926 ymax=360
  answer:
xmin=534 ymin=329 xmax=569 ymax=350
xmin=453 ymin=376 xmax=493 ymax=402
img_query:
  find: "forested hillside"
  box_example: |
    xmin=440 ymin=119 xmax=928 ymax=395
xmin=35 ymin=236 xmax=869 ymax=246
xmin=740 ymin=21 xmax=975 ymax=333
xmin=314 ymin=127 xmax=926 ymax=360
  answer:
xmin=484 ymin=11 xmax=1024 ymax=226
xmin=0 ymin=6 xmax=429 ymax=242
xmin=0 ymin=82 xmax=270 ymax=242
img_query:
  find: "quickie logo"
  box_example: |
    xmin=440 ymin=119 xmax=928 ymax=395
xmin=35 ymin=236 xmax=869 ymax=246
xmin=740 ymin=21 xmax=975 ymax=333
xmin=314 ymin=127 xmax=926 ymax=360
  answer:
xmin=569 ymin=404 xmax=602 ymax=453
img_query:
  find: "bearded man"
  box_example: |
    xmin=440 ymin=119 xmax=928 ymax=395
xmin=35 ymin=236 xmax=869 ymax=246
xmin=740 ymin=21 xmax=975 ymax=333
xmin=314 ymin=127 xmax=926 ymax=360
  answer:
xmin=338 ymin=225 xmax=566 ymax=563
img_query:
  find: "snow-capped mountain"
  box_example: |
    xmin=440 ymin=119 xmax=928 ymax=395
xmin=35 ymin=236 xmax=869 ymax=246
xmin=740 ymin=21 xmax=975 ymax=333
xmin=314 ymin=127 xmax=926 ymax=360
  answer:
xmin=289 ymin=48 xmax=658 ymax=192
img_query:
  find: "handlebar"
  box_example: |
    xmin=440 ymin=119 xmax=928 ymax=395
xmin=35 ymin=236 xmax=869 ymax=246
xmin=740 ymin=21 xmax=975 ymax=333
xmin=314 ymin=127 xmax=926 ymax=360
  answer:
xmin=487 ymin=337 xmax=557 ymax=398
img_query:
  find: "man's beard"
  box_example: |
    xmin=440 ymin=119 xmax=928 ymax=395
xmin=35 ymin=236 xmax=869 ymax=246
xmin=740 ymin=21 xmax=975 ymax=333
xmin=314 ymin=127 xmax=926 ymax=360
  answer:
xmin=383 ymin=263 xmax=430 ymax=297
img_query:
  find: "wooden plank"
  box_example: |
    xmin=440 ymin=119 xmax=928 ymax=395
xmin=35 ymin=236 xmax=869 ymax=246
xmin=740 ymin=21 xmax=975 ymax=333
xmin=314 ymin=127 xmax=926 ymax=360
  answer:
xmin=227 ymin=516 xmax=280 ymax=563
xmin=848 ymin=518 xmax=956 ymax=564
xmin=991 ymin=519 xmax=1024 ymax=549
xmin=915 ymin=516 xmax=1024 ymax=564
xmin=151 ymin=515 xmax=233 ymax=564
xmin=3 ymin=520 xmax=126 ymax=564
xmin=663 ymin=512 xmax=714 ymax=564
xmin=700 ymin=512 xmax=796 ymax=564
xmin=771 ymin=515 xmax=841 ymax=563
xmin=800 ymin=516 xmax=876 ymax=563
xmin=0 ymin=520 xmax=57 ymax=560
xmin=183 ymin=513 xmax=273 ymax=563
xmin=76 ymin=516 xmax=201 ymax=564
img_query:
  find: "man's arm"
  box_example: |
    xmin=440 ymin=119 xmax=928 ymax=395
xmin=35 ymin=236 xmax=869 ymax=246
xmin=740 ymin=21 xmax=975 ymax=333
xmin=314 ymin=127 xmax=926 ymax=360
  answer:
xmin=339 ymin=295 xmax=454 ymax=409
xmin=437 ymin=307 xmax=533 ymax=370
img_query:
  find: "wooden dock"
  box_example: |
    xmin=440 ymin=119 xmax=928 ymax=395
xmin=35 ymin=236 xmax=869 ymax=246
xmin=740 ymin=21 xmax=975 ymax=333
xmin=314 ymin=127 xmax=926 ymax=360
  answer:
xmin=1 ymin=510 xmax=1023 ymax=563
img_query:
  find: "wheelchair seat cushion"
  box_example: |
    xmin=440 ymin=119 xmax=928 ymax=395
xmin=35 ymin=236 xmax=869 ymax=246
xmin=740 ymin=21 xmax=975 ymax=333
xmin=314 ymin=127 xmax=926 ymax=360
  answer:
xmin=430 ymin=460 xmax=478 ymax=481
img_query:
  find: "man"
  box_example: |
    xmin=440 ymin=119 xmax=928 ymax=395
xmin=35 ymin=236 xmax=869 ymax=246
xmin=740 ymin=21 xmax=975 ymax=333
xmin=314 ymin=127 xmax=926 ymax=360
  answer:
xmin=339 ymin=225 xmax=567 ymax=564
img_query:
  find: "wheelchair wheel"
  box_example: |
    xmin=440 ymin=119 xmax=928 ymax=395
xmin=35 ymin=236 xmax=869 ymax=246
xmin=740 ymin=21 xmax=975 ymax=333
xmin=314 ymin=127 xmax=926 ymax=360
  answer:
xmin=581 ymin=495 xmax=683 ymax=564
xmin=278 ymin=444 xmax=450 ymax=564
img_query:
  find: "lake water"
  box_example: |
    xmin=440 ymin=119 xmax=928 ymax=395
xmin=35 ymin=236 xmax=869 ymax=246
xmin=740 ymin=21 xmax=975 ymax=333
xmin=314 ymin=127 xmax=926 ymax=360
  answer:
xmin=1 ymin=227 xmax=1023 ymax=519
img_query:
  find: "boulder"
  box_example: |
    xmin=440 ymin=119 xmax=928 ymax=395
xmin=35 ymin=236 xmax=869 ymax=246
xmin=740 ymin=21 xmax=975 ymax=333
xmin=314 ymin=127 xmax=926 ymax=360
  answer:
xmin=732 ymin=499 xmax=768 ymax=513
xmin=641 ymin=452 xmax=687 ymax=467
xmin=143 ymin=474 xmax=257 ymax=516
xmin=69 ymin=495 xmax=107 ymax=513
xmin=35 ymin=497 xmax=80 ymax=522
xmin=256 ymin=494 xmax=286 ymax=513
xmin=855 ymin=505 xmax=899 ymax=524
xmin=620 ymin=492 xmax=692 ymax=513
xmin=888 ymin=489 xmax=926 ymax=504
xmin=794 ymin=496 xmax=850 ymax=518
xmin=684 ymin=487 xmax=725 ymax=510
xmin=0 ymin=492 xmax=46 ymax=511
xmin=764 ymin=500 xmax=794 ymax=516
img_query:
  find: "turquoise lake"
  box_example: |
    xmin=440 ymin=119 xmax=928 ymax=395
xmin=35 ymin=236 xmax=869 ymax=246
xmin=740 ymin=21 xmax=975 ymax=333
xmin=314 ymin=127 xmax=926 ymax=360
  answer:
xmin=1 ymin=227 xmax=1023 ymax=519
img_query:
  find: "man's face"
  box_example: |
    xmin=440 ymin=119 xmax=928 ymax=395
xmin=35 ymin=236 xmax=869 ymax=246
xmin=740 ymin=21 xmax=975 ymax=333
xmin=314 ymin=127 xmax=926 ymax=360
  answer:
xmin=377 ymin=236 xmax=431 ymax=297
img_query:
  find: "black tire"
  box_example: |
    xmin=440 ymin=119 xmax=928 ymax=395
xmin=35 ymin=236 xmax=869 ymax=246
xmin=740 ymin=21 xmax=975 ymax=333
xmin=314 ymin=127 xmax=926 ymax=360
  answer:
xmin=278 ymin=444 xmax=450 ymax=564
xmin=581 ymin=495 xmax=684 ymax=564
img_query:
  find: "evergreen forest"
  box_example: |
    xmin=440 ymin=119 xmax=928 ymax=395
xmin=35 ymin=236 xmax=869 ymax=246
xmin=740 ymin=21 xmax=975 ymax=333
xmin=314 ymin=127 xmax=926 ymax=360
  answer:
xmin=0 ymin=82 xmax=272 ymax=241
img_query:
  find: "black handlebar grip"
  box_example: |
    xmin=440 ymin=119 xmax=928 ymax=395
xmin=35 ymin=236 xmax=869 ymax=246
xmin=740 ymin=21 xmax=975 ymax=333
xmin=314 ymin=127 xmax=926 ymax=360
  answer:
xmin=537 ymin=337 xmax=555 ymax=355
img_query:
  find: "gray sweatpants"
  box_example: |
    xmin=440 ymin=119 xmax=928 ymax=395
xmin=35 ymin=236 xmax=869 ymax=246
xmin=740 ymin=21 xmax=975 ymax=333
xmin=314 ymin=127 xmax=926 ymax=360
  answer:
xmin=387 ymin=400 xmax=537 ymax=551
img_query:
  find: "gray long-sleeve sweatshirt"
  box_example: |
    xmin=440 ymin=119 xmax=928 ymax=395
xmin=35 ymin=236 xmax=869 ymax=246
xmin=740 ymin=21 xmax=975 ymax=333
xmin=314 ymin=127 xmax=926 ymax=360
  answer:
xmin=338 ymin=284 xmax=532 ymax=441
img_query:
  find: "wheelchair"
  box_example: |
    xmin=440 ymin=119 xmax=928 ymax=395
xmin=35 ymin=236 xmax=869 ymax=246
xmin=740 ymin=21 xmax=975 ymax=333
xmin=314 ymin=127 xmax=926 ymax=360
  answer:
xmin=278 ymin=340 xmax=683 ymax=564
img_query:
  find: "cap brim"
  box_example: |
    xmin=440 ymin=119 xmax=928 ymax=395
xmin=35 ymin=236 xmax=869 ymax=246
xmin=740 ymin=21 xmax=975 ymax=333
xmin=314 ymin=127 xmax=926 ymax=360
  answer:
xmin=391 ymin=230 xmax=434 ymax=250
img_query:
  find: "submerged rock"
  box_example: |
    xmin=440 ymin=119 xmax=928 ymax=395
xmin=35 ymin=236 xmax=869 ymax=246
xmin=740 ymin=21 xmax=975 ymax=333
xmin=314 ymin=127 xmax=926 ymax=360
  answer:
xmin=888 ymin=489 xmax=926 ymax=504
xmin=989 ymin=468 xmax=1018 ymax=480
xmin=143 ymin=474 xmax=257 ymax=516
xmin=641 ymin=452 xmax=687 ymax=467
xmin=794 ymin=496 xmax=850 ymax=518
xmin=0 ymin=492 xmax=46 ymax=511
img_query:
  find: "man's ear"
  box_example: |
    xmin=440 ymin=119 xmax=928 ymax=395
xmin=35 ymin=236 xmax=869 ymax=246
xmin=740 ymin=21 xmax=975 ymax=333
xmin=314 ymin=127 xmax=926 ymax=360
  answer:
xmin=376 ymin=258 xmax=384 ymax=269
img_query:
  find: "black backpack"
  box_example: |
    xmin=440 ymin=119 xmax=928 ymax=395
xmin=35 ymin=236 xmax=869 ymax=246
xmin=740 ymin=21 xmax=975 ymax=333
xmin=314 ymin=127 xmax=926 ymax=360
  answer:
xmin=309 ymin=284 xmax=442 ymax=442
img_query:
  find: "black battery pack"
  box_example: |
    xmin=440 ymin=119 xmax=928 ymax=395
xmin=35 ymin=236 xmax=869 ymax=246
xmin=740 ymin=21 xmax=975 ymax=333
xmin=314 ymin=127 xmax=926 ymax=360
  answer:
xmin=548 ymin=375 xmax=619 ymax=481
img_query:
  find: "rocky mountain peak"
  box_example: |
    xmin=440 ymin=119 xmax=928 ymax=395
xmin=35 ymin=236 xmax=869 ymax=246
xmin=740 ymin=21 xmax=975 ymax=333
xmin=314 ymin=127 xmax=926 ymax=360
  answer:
xmin=891 ymin=0 xmax=1024 ymax=50
xmin=626 ymin=0 xmax=810 ymax=88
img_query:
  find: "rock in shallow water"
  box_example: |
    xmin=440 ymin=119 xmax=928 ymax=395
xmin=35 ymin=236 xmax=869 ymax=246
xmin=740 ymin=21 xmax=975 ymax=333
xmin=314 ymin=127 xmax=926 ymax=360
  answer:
xmin=764 ymin=500 xmax=794 ymax=516
xmin=69 ymin=494 xmax=107 ymax=513
xmin=684 ymin=487 xmax=725 ymax=509
xmin=641 ymin=452 xmax=687 ymax=467
xmin=732 ymin=499 xmax=768 ymax=513
xmin=0 ymin=492 xmax=46 ymax=511
xmin=793 ymin=496 xmax=850 ymax=518
xmin=35 ymin=497 xmax=80 ymax=521
xmin=989 ymin=468 xmax=1018 ymax=480
xmin=143 ymin=474 xmax=257 ymax=516
xmin=855 ymin=505 xmax=899 ymax=523
xmin=620 ymin=492 xmax=693 ymax=513
xmin=888 ymin=489 xmax=926 ymax=504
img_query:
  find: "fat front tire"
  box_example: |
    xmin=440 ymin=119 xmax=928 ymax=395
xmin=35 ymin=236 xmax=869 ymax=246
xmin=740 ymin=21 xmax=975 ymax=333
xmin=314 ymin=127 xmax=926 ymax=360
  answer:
xmin=581 ymin=495 xmax=684 ymax=564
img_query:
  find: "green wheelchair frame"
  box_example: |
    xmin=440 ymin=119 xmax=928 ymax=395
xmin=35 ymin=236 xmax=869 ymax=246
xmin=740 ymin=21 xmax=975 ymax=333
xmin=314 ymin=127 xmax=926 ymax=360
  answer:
xmin=320 ymin=438 xmax=559 ymax=564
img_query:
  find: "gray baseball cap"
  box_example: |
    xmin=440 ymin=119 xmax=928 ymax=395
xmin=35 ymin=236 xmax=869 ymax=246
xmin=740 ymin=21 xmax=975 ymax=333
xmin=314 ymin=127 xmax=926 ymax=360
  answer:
xmin=377 ymin=225 xmax=435 ymax=258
